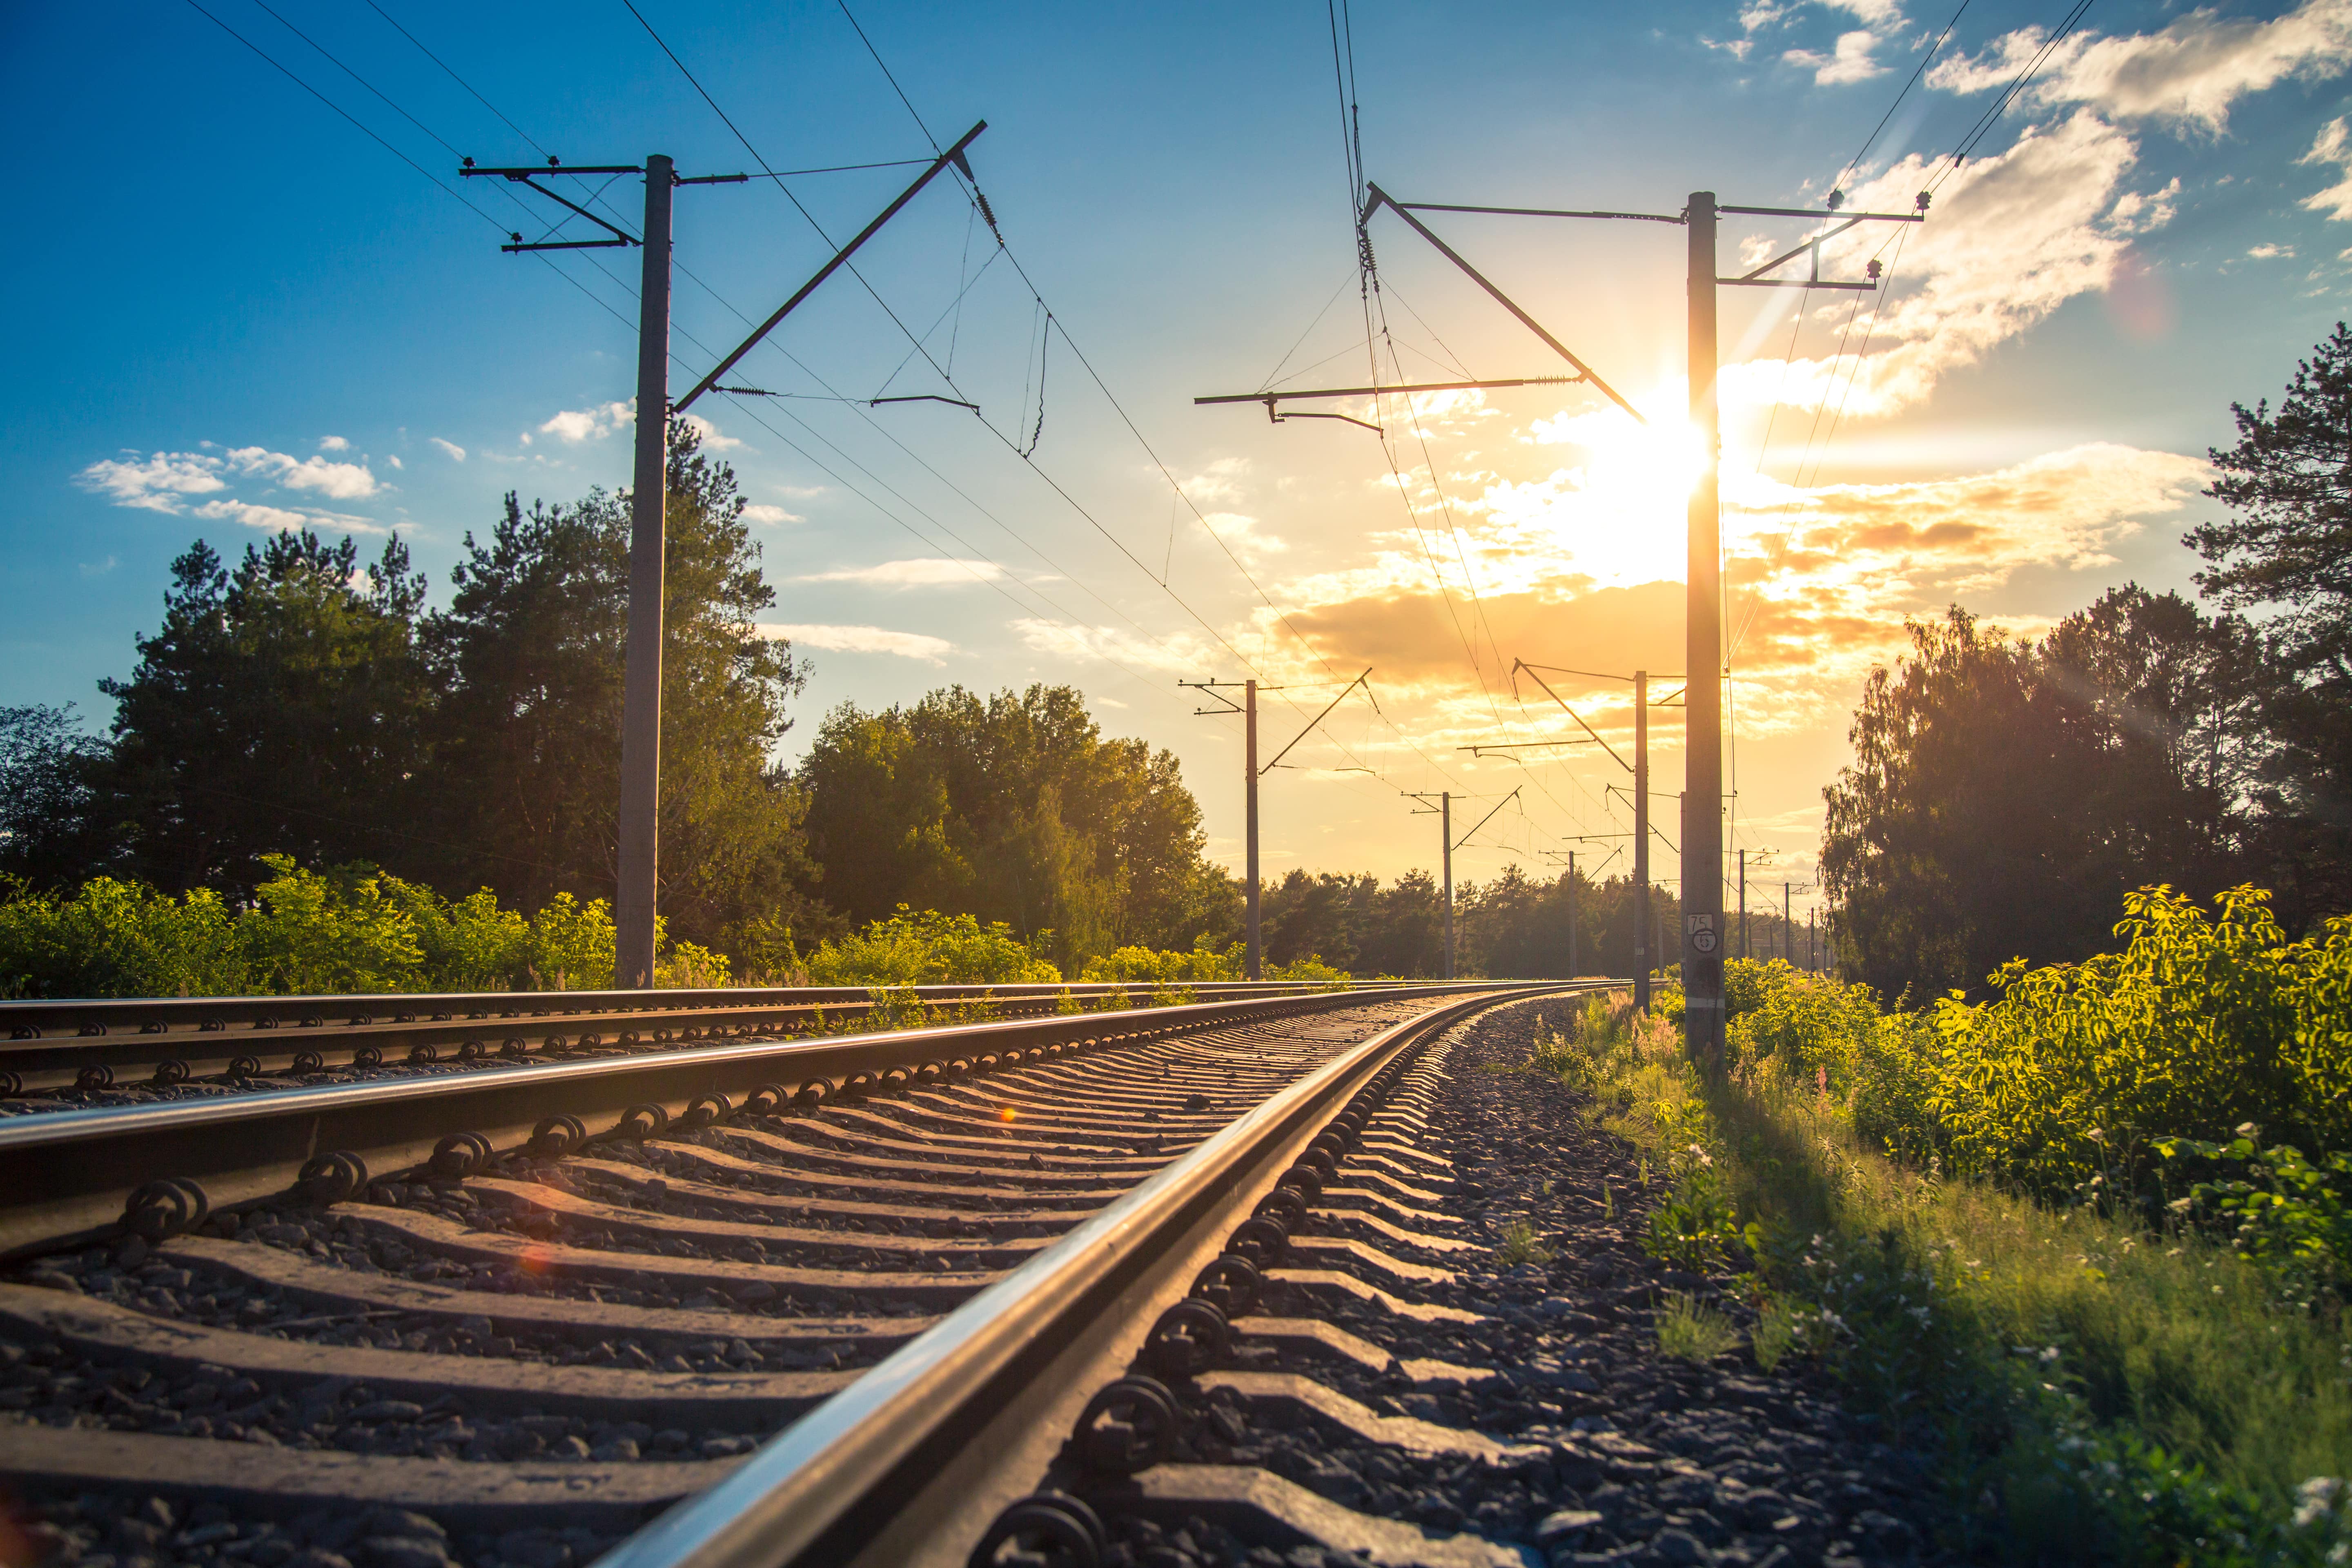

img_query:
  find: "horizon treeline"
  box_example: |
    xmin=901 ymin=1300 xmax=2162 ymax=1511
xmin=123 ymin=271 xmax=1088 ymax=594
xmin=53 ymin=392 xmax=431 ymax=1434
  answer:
xmin=0 ymin=418 xmax=1623 ymax=984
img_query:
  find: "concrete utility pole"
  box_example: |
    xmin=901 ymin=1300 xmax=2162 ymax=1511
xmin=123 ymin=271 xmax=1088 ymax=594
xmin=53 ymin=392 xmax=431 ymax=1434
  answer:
xmin=1186 ymin=670 xmax=1372 ymax=983
xmin=1784 ymin=881 xmax=1793 ymax=965
xmin=1244 ymin=679 xmax=1259 ymax=980
xmin=1243 ymin=178 xmax=1920 ymax=1031
xmin=1567 ymin=851 xmax=1578 ymax=978
xmin=1737 ymin=847 xmax=1748 ymax=962
xmin=1633 ymin=670 xmax=1650 ymax=1013
xmin=614 ymin=154 xmax=675 ymax=990
xmin=468 ymin=125 xmax=991 ymax=989
xmin=1684 ymin=191 xmax=1727 ymax=1064
xmin=1441 ymin=792 xmax=1454 ymax=979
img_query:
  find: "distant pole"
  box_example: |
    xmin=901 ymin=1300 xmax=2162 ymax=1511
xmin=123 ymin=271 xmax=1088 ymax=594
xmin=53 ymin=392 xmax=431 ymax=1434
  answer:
xmin=1738 ymin=848 xmax=1748 ymax=961
xmin=1684 ymin=189 xmax=1726 ymax=1066
xmin=1810 ymin=906 xmax=1818 ymax=972
xmin=615 ymin=153 xmax=674 ymax=990
xmin=1633 ymin=670 xmax=1650 ymax=1011
xmin=1567 ymin=851 xmax=1579 ymax=978
xmin=1784 ymin=881 xmax=1792 ymax=965
xmin=1441 ymin=791 xmax=1454 ymax=980
xmin=1245 ymin=679 xmax=1261 ymax=981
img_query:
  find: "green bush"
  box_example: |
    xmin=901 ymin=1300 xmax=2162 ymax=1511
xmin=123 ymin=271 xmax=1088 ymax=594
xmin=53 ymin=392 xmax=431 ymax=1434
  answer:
xmin=0 ymin=875 xmax=243 ymax=998
xmin=803 ymin=907 xmax=1060 ymax=988
xmin=0 ymin=858 xmax=668 ymax=996
xmin=1927 ymin=885 xmax=2352 ymax=1203
xmin=1079 ymin=938 xmax=1242 ymax=985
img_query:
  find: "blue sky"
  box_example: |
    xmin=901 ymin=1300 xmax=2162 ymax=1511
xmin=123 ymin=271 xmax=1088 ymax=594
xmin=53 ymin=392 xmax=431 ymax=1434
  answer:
xmin=7 ymin=0 xmax=2352 ymax=910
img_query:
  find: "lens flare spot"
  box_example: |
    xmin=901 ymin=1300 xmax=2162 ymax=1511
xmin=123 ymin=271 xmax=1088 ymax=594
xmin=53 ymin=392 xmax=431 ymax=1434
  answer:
xmin=999 ymin=1107 xmax=1017 ymax=1123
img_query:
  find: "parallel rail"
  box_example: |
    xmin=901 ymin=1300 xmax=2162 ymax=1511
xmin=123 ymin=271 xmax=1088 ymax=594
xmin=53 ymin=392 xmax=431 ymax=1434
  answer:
xmin=0 ymin=980 xmax=1347 ymax=1095
xmin=0 ymin=982 xmax=1510 ymax=1263
xmin=0 ymin=981 xmax=1601 ymax=1568
xmin=606 ymin=986 xmax=1564 ymax=1567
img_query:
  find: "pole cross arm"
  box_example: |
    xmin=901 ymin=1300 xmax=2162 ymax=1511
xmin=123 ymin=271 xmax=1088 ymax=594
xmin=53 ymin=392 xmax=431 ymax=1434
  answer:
xmin=1451 ymin=788 xmax=1521 ymax=853
xmin=460 ymin=167 xmax=644 ymax=251
xmin=1362 ymin=185 xmax=1646 ymax=427
xmin=1260 ymin=669 xmax=1372 ymax=775
xmin=675 ymin=120 xmax=988 ymax=414
xmin=1715 ymin=198 xmax=1924 ymax=292
xmin=1511 ymin=659 xmax=1632 ymax=773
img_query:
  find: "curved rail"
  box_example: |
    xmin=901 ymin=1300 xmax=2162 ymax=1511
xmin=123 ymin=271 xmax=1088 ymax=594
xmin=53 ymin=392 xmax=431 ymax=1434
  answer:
xmin=599 ymin=985 xmax=1562 ymax=1568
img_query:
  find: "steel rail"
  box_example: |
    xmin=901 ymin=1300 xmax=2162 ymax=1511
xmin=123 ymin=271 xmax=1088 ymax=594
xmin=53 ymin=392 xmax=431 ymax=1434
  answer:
xmin=0 ymin=981 xmax=1340 ymax=1094
xmin=0 ymin=982 xmax=1508 ymax=1265
xmin=599 ymin=983 xmax=1573 ymax=1568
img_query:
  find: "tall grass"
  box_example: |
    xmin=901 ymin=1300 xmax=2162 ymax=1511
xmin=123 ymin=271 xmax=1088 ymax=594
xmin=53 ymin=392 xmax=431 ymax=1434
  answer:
xmin=1534 ymin=971 xmax=2352 ymax=1564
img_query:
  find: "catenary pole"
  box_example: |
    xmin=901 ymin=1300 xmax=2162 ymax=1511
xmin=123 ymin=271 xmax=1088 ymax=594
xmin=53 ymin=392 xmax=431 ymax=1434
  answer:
xmin=1441 ymin=792 xmax=1454 ymax=980
xmin=1739 ymin=848 xmax=1748 ymax=960
xmin=1784 ymin=881 xmax=1793 ymax=964
xmin=1568 ymin=851 xmax=1579 ymax=978
xmin=1684 ymin=191 xmax=1726 ymax=1065
xmin=1245 ymin=679 xmax=1261 ymax=981
xmin=615 ymin=154 xmax=674 ymax=990
xmin=1634 ymin=670 xmax=1650 ymax=1012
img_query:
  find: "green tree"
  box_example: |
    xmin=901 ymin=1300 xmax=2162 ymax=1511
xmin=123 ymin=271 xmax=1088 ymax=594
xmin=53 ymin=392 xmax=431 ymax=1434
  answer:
xmin=1822 ymin=595 xmax=2258 ymax=1001
xmin=0 ymin=705 xmax=112 ymax=889
xmin=421 ymin=418 xmax=815 ymax=948
xmin=797 ymin=684 xmax=1231 ymax=972
xmin=93 ymin=529 xmax=430 ymax=894
xmin=2190 ymin=321 xmax=2352 ymax=924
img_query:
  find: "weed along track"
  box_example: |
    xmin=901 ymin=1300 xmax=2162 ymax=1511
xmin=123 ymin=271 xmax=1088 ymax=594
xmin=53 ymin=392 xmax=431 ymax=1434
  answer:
xmin=0 ymin=986 xmax=1969 ymax=1568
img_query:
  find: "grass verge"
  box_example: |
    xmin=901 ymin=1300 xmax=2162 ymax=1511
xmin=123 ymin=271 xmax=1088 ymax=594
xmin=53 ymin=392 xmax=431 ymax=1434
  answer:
xmin=1533 ymin=989 xmax=2352 ymax=1566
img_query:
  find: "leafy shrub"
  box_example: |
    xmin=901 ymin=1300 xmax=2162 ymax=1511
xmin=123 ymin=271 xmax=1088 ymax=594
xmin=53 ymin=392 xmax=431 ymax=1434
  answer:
xmin=1927 ymin=885 xmax=2352 ymax=1203
xmin=0 ymin=875 xmax=243 ymax=998
xmin=804 ymin=907 xmax=1060 ymax=988
xmin=2161 ymin=1130 xmax=2352 ymax=1309
xmin=240 ymin=856 xmax=426 ymax=994
xmin=0 ymin=858 xmax=663 ymax=996
xmin=1080 ymin=939 xmax=1242 ymax=984
xmin=1645 ymin=1167 xmax=1755 ymax=1272
xmin=1267 ymin=954 xmax=1351 ymax=986
xmin=1725 ymin=958 xmax=1886 ymax=1094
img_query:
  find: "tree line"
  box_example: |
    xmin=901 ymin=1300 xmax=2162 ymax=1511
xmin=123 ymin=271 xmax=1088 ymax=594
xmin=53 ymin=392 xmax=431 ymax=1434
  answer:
xmin=2 ymin=417 xmax=1620 ymax=982
xmin=1822 ymin=323 xmax=2352 ymax=1000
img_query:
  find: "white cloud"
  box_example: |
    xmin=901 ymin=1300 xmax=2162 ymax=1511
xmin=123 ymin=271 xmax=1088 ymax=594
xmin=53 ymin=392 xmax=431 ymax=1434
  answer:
xmin=76 ymin=451 xmax=227 ymax=511
xmin=2301 ymin=116 xmax=2352 ymax=222
xmin=1927 ymin=0 xmax=2352 ymax=130
xmin=429 ymin=437 xmax=467 ymax=462
xmin=793 ymin=557 xmax=1004 ymax=587
xmin=679 ymin=413 xmax=741 ymax=451
xmin=2248 ymin=241 xmax=2297 ymax=258
xmin=539 ymin=401 xmax=634 ymax=443
xmin=1723 ymin=111 xmax=2174 ymax=419
xmin=1010 ymin=619 xmax=1205 ymax=674
xmin=1178 ymin=457 xmax=1251 ymax=505
xmin=741 ymin=503 xmax=802 ymax=525
xmin=189 ymin=499 xmax=387 ymax=535
xmin=318 ymin=435 xmax=350 ymax=452
xmin=1202 ymin=511 xmax=1289 ymax=557
xmin=386 ymin=454 xmax=403 ymax=469
xmin=224 ymin=446 xmax=380 ymax=500
xmin=1786 ymin=29 xmax=1886 ymax=84
xmin=757 ymin=623 xmax=953 ymax=663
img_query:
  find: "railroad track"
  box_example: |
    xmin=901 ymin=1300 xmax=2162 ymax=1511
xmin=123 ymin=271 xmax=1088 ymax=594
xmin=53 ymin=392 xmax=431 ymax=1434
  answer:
xmin=2 ymin=981 xmax=1939 ymax=1568
xmin=0 ymin=981 xmax=1342 ymax=1103
xmin=0 ymin=980 xmax=1604 ymax=1568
